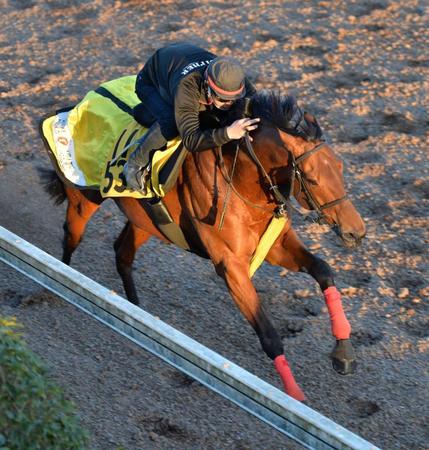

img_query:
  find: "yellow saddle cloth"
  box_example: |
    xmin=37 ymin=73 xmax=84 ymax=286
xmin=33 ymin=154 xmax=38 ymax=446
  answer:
xmin=40 ymin=75 xmax=185 ymax=199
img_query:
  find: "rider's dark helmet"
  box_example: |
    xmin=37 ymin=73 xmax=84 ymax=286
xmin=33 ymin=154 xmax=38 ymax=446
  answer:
xmin=206 ymin=57 xmax=246 ymax=101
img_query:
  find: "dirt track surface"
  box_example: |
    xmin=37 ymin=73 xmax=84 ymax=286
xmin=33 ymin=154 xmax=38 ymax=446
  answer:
xmin=0 ymin=1 xmax=428 ymax=449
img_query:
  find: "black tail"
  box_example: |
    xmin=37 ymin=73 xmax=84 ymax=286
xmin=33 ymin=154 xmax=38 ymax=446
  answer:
xmin=37 ymin=167 xmax=67 ymax=206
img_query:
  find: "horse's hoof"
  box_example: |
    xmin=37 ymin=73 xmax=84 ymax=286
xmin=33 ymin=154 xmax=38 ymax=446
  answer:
xmin=331 ymin=339 xmax=356 ymax=375
xmin=332 ymin=356 xmax=357 ymax=375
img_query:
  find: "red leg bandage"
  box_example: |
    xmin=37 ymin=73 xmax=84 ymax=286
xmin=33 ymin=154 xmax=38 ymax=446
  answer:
xmin=274 ymin=355 xmax=305 ymax=401
xmin=324 ymin=286 xmax=351 ymax=340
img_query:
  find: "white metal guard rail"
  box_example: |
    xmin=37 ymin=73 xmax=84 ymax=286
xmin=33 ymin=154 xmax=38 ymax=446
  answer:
xmin=0 ymin=225 xmax=379 ymax=450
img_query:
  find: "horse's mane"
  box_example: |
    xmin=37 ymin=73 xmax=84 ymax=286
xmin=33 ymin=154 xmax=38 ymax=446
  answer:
xmin=227 ymin=89 xmax=323 ymax=141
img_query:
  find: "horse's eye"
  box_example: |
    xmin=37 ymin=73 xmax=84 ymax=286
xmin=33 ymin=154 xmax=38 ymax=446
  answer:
xmin=305 ymin=177 xmax=319 ymax=186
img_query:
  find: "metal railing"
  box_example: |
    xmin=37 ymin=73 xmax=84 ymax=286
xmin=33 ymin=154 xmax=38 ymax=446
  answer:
xmin=0 ymin=225 xmax=379 ymax=450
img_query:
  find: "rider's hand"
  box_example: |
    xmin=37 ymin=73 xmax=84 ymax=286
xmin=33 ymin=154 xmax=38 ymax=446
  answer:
xmin=226 ymin=118 xmax=260 ymax=141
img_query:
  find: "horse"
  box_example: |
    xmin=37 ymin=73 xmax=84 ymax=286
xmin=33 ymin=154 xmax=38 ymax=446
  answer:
xmin=39 ymin=90 xmax=366 ymax=401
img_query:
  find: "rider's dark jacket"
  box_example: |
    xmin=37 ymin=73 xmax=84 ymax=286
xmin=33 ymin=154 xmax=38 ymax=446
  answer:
xmin=136 ymin=43 xmax=256 ymax=152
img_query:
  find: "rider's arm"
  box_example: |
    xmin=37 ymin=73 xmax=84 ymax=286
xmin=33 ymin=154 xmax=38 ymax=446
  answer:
xmin=174 ymin=76 xmax=230 ymax=152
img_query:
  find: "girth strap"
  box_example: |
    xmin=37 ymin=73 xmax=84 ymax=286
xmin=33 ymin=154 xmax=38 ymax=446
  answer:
xmin=143 ymin=198 xmax=190 ymax=251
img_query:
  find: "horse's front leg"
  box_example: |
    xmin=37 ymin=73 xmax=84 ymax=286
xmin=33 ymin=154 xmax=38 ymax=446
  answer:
xmin=216 ymin=253 xmax=305 ymax=401
xmin=266 ymin=227 xmax=356 ymax=375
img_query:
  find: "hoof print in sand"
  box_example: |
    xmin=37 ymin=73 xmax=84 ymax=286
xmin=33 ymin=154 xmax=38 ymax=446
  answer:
xmin=303 ymin=301 xmax=322 ymax=317
xmin=174 ymin=372 xmax=197 ymax=387
xmin=1 ymin=289 xmax=24 ymax=308
xmin=281 ymin=319 xmax=304 ymax=338
xmin=139 ymin=415 xmax=189 ymax=440
xmin=352 ymin=330 xmax=383 ymax=347
xmin=405 ymin=318 xmax=429 ymax=338
xmin=20 ymin=290 xmax=62 ymax=307
xmin=347 ymin=397 xmax=381 ymax=418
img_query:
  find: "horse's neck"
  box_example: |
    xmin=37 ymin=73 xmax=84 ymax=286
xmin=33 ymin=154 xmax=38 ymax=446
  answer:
xmin=182 ymin=146 xmax=262 ymax=201
xmin=218 ymin=142 xmax=285 ymax=209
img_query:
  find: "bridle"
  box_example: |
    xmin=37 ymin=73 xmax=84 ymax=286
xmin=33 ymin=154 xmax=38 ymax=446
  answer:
xmin=291 ymin=140 xmax=348 ymax=225
xmin=217 ymin=133 xmax=348 ymax=228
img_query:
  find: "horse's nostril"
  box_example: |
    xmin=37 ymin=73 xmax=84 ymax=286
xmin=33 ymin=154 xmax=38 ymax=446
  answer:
xmin=343 ymin=232 xmax=358 ymax=241
xmin=341 ymin=232 xmax=362 ymax=248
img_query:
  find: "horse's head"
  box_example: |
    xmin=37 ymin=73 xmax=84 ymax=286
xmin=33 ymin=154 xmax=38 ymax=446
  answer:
xmin=245 ymin=91 xmax=366 ymax=249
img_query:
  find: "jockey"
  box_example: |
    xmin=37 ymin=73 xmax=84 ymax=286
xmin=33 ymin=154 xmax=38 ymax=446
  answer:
xmin=124 ymin=42 xmax=260 ymax=192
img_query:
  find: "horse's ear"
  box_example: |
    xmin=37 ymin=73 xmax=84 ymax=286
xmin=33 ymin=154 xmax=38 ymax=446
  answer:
xmin=243 ymin=97 xmax=253 ymax=118
xmin=229 ymin=97 xmax=252 ymax=121
xmin=304 ymin=112 xmax=315 ymax=123
xmin=302 ymin=112 xmax=323 ymax=140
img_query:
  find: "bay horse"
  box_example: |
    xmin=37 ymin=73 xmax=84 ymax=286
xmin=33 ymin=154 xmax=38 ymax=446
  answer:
xmin=40 ymin=90 xmax=366 ymax=401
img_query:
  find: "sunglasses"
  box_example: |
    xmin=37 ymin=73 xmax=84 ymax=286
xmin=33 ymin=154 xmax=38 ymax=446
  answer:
xmin=209 ymin=88 xmax=235 ymax=104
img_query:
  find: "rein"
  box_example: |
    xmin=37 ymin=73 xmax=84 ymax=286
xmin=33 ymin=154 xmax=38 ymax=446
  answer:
xmin=218 ymin=143 xmax=240 ymax=230
xmin=217 ymin=139 xmax=285 ymax=231
xmin=217 ymin=143 xmax=277 ymax=212
xmin=217 ymin=133 xmax=348 ymax=228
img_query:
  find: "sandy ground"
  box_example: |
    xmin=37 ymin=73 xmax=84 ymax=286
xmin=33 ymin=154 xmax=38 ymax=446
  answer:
xmin=0 ymin=1 xmax=428 ymax=449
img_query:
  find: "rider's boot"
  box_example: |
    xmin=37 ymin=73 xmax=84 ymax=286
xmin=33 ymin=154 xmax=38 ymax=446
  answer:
xmin=124 ymin=122 xmax=167 ymax=193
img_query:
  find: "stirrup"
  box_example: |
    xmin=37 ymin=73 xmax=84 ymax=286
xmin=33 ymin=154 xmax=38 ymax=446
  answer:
xmin=140 ymin=163 xmax=152 ymax=195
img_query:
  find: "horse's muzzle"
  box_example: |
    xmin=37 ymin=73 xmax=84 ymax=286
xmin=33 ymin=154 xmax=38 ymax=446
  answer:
xmin=340 ymin=231 xmax=365 ymax=249
xmin=333 ymin=225 xmax=365 ymax=249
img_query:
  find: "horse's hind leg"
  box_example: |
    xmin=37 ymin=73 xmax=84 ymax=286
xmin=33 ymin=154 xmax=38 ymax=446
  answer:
xmin=113 ymin=221 xmax=150 ymax=305
xmin=266 ymin=227 xmax=356 ymax=375
xmin=62 ymin=188 xmax=104 ymax=264
xmin=215 ymin=254 xmax=305 ymax=401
